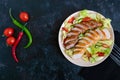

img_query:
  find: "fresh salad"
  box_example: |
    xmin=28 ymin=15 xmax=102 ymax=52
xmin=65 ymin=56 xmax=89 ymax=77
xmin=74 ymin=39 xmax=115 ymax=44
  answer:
xmin=61 ymin=10 xmax=113 ymax=63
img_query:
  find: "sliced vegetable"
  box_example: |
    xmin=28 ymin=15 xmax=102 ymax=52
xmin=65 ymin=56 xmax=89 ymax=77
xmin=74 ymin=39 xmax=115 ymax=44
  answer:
xmin=68 ymin=17 xmax=75 ymax=23
xmin=9 ymin=8 xmax=32 ymax=48
xmin=98 ymin=40 xmax=113 ymax=46
xmin=97 ymin=52 xmax=104 ymax=57
xmin=3 ymin=27 xmax=14 ymax=37
xmin=62 ymin=31 xmax=67 ymax=40
xmin=90 ymin=57 xmax=96 ymax=63
xmin=6 ymin=36 xmax=16 ymax=46
xmin=62 ymin=27 xmax=69 ymax=32
xmin=87 ymin=13 xmax=97 ymax=20
xmin=12 ymin=31 xmax=23 ymax=62
xmin=87 ymin=43 xmax=111 ymax=55
xmin=64 ymin=23 xmax=73 ymax=31
xmin=96 ymin=13 xmax=111 ymax=28
xmin=82 ymin=17 xmax=92 ymax=22
xmin=103 ymin=18 xmax=111 ymax=27
xmin=19 ymin=12 xmax=29 ymax=22
xmin=87 ymin=47 xmax=93 ymax=54
xmin=79 ymin=10 xmax=88 ymax=17
xmin=74 ymin=10 xmax=88 ymax=24
xmin=65 ymin=49 xmax=73 ymax=56
xmin=82 ymin=54 xmax=89 ymax=62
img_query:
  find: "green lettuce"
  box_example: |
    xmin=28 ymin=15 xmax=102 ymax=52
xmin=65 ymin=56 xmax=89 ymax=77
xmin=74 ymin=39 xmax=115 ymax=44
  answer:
xmin=65 ymin=49 xmax=73 ymax=56
xmin=102 ymin=18 xmax=111 ymax=28
xmin=96 ymin=13 xmax=111 ymax=28
xmin=98 ymin=40 xmax=113 ymax=46
xmin=87 ymin=44 xmax=111 ymax=55
xmin=74 ymin=10 xmax=88 ymax=24
xmin=79 ymin=10 xmax=88 ymax=17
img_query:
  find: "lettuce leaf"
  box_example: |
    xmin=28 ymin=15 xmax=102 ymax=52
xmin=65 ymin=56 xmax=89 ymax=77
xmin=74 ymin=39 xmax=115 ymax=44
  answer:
xmin=62 ymin=31 xmax=67 ymax=40
xmin=74 ymin=10 xmax=88 ymax=24
xmin=90 ymin=57 xmax=96 ymax=63
xmin=98 ymin=40 xmax=113 ymax=46
xmin=102 ymin=18 xmax=111 ymax=28
xmin=65 ymin=49 xmax=73 ymax=56
xmin=96 ymin=13 xmax=111 ymax=28
xmin=79 ymin=10 xmax=88 ymax=17
xmin=87 ymin=44 xmax=111 ymax=55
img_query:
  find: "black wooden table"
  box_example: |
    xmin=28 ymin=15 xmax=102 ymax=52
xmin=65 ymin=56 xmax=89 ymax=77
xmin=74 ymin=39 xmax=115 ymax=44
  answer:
xmin=0 ymin=0 xmax=120 ymax=80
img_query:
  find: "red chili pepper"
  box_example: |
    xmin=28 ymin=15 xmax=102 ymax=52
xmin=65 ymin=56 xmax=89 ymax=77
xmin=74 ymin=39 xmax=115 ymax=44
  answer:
xmin=12 ymin=32 xmax=23 ymax=62
xmin=97 ymin=52 xmax=104 ymax=57
xmin=62 ymin=27 xmax=69 ymax=32
xmin=82 ymin=17 xmax=92 ymax=22
xmin=68 ymin=17 xmax=75 ymax=23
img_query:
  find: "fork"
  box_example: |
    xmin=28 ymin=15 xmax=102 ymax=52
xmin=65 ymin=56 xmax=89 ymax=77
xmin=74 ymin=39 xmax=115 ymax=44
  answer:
xmin=110 ymin=44 xmax=120 ymax=66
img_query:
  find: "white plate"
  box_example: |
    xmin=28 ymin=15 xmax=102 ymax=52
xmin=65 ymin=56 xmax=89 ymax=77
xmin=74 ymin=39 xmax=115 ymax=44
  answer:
xmin=58 ymin=10 xmax=114 ymax=67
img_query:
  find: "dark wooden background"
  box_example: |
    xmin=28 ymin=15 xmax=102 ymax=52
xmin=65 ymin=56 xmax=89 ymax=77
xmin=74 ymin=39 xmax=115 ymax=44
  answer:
xmin=0 ymin=0 xmax=120 ymax=80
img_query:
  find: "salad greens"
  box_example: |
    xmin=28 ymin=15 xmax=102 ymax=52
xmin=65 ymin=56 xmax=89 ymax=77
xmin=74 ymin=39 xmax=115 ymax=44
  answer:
xmin=65 ymin=49 xmax=73 ymax=56
xmin=64 ymin=23 xmax=73 ymax=31
xmin=84 ymin=40 xmax=112 ymax=63
xmin=98 ymin=40 xmax=113 ymax=46
xmin=87 ymin=44 xmax=111 ymax=55
xmin=62 ymin=31 xmax=67 ymax=40
xmin=96 ymin=13 xmax=111 ymax=28
xmin=74 ymin=10 xmax=88 ymax=24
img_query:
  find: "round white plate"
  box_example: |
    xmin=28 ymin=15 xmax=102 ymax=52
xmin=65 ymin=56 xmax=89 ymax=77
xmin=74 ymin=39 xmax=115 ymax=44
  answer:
xmin=58 ymin=10 xmax=114 ymax=67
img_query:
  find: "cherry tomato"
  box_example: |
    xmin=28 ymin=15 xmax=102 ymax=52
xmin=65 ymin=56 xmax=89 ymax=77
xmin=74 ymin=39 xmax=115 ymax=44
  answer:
xmin=3 ymin=27 xmax=14 ymax=37
xmin=97 ymin=52 xmax=104 ymax=57
xmin=82 ymin=17 xmax=92 ymax=22
xmin=6 ymin=36 xmax=16 ymax=46
xmin=68 ymin=17 xmax=75 ymax=23
xmin=19 ymin=12 xmax=29 ymax=22
xmin=62 ymin=27 xmax=69 ymax=32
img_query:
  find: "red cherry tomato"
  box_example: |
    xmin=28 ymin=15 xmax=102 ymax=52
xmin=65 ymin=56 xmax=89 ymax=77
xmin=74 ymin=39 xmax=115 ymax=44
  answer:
xmin=68 ymin=17 xmax=75 ymax=23
xmin=19 ymin=12 xmax=29 ymax=22
xmin=3 ymin=27 xmax=14 ymax=37
xmin=6 ymin=36 xmax=16 ymax=46
xmin=82 ymin=17 xmax=92 ymax=22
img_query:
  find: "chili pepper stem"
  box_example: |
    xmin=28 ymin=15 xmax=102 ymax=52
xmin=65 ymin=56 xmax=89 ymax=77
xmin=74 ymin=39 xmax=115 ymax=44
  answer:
xmin=22 ymin=23 xmax=27 ymax=32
